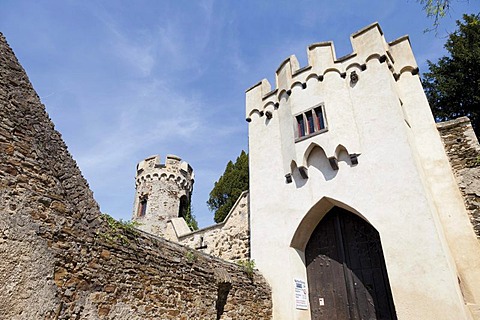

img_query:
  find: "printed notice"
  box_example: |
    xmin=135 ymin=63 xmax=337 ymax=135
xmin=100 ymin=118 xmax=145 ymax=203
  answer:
xmin=294 ymin=279 xmax=308 ymax=310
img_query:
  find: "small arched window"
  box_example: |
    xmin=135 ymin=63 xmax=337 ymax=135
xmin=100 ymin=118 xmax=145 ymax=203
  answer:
xmin=137 ymin=195 xmax=148 ymax=217
xmin=178 ymin=195 xmax=188 ymax=218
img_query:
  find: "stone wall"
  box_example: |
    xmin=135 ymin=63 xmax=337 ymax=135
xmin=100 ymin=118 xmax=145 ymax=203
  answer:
xmin=438 ymin=117 xmax=480 ymax=238
xmin=174 ymin=191 xmax=250 ymax=262
xmin=0 ymin=32 xmax=271 ymax=320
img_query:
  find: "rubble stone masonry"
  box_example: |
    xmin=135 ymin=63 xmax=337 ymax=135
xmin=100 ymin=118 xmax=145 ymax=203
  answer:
xmin=177 ymin=191 xmax=250 ymax=262
xmin=0 ymin=33 xmax=271 ymax=319
xmin=438 ymin=117 xmax=480 ymax=238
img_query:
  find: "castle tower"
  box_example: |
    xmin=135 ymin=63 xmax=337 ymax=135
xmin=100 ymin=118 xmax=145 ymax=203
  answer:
xmin=132 ymin=154 xmax=194 ymax=239
xmin=246 ymin=23 xmax=480 ymax=319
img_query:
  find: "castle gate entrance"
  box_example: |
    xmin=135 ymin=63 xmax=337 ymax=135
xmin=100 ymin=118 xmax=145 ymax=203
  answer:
xmin=305 ymin=207 xmax=397 ymax=319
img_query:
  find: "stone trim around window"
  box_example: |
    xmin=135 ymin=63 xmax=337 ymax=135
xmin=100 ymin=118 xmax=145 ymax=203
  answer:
xmin=294 ymin=103 xmax=328 ymax=142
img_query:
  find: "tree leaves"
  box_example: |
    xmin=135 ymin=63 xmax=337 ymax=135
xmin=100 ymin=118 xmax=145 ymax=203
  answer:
xmin=418 ymin=0 xmax=451 ymax=32
xmin=207 ymin=151 xmax=249 ymax=223
xmin=422 ymin=13 xmax=480 ymax=137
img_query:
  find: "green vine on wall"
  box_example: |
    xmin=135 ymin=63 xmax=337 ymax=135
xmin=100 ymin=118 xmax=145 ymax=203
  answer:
xmin=96 ymin=213 xmax=141 ymax=245
xmin=236 ymin=259 xmax=255 ymax=279
xmin=185 ymin=250 xmax=198 ymax=264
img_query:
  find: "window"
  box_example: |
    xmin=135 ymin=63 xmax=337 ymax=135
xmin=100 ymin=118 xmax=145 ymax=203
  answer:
xmin=138 ymin=196 xmax=147 ymax=217
xmin=306 ymin=110 xmax=315 ymax=134
xmin=315 ymin=107 xmax=325 ymax=130
xmin=294 ymin=104 xmax=327 ymax=141
xmin=296 ymin=115 xmax=306 ymax=137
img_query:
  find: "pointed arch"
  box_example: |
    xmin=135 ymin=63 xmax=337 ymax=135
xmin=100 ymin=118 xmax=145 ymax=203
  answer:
xmin=303 ymin=142 xmax=324 ymax=166
xmin=303 ymin=204 xmax=397 ymax=319
xmin=290 ymin=197 xmax=368 ymax=251
xmin=334 ymin=144 xmax=351 ymax=165
xmin=304 ymin=144 xmax=338 ymax=179
xmin=290 ymin=159 xmax=298 ymax=172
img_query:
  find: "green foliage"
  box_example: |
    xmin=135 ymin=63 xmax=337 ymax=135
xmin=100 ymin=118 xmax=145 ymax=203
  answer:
xmin=236 ymin=259 xmax=255 ymax=278
xmin=178 ymin=195 xmax=198 ymax=231
xmin=475 ymin=155 xmax=480 ymax=166
xmin=422 ymin=13 xmax=480 ymax=138
xmin=183 ymin=204 xmax=198 ymax=231
xmin=185 ymin=250 xmax=198 ymax=263
xmin=97 ymin=213 xmax=141 ymax=245
xmin=418 ymin=0 xmax=451 ymax=31
xmin=207 ymin=150 xmax=249 ymax=223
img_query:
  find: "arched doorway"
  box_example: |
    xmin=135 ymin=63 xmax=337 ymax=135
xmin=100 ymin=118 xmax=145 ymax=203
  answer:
xmin=306 ymin=206 xmax=397 ymax=319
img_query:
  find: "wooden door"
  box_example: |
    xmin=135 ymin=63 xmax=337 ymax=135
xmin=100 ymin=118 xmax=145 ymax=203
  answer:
xmin=306 ymin=207 xmax=397 ymax=319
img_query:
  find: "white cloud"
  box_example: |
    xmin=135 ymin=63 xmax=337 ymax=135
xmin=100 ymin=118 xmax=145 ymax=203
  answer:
xmin=106 ymin=25 xmax=155 ymax=76
xmin=75 ymin=78 xmax=204 ymax=172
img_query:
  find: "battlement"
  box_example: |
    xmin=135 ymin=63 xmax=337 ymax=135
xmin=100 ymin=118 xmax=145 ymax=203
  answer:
xmin=245 ymin=22 xmax=418 ymax=121
xmin=135 ymin=154 xmax=194 ymax=193
xmin=136 ymin=154 xmax=194 ymax=179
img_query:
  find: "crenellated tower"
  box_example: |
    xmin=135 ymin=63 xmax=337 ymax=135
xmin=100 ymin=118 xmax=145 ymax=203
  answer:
xmin=132 ymin=154 xmax=194 ymax=239
xmin=246 ymin=22 xmax=480 ymax=319
xmin=246 ymin=22 xmax=420 ymax=181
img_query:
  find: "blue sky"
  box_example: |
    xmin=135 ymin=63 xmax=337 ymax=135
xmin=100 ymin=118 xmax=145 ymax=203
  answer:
xmin=1 ymin=1 xmax=479 ymax=227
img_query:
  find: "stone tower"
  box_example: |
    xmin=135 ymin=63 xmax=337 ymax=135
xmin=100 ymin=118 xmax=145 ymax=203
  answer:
xmin=132 ymin=154 xmax=194 ymax=239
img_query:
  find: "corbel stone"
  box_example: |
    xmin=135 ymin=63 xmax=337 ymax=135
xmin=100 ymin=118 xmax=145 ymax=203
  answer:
xmin=328 ymin=157 xmax=339 ymax=170
xmin=285 ymin=173 xmax=293 ymax=184
xmin=298 ymin=166 xmax=308 ymax=179
xmin=350 ymin=154 xmax=359 ymax=165
xmin=350 ymin=71 xmax=359 ymax=84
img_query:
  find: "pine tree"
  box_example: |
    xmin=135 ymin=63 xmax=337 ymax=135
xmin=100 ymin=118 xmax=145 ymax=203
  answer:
xmin=207 ymin=151 xmax=249 ymax=223
xmin=422 ymin=13 xmax=480 ymax=137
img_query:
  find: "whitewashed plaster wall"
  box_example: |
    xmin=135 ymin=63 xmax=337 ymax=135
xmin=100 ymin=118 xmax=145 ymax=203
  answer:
xmin=246 ymin=22 xmax=480 ymax=320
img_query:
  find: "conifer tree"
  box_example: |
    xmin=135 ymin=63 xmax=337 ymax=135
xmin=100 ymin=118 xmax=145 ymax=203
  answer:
xmin=207 ymin=151 xmax=249 ymax=223
xmin=422 ymin=13 xmax=480 ymax=137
